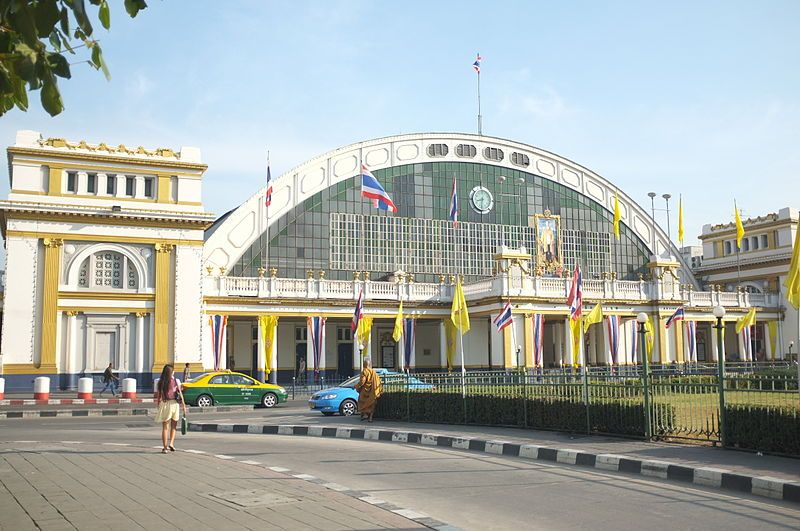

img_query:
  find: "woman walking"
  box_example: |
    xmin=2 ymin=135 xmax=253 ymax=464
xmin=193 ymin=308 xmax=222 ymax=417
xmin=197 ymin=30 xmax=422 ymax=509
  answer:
xmin=154 ymin=364 xmax=187 ymax=454
xmin=355 ymin=358 xmax=382 ymax=422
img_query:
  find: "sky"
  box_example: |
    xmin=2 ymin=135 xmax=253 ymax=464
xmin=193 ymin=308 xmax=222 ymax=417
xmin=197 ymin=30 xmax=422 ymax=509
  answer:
xmin=2 ymin=0 xmax=798 ymax=250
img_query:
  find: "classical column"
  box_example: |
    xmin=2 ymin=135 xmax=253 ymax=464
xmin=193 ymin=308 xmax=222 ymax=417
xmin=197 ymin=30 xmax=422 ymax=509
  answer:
xmin=65 ymin=311 xmax=79 ymax=378
xmin=153 ymin=243 xmax=173 ymax=370
xmin=439 ymin=320 xmax=447 ymax=370
xmin=256 ymin=318 xmax=266 ymax=382
xmin=675 ymin=322 xmax=685 ymax=363
xmin=564 ymin=317 xmax=575 ymax=367
xmin=554 ymin=321 xmax=564 ymax=367
xmin=40 ymin=238 xmax=63 ymax=371
xmin=523 ymin=314 xmax=534 ymax=368
xmin=135 ymin=312 xmax=147 ymax=374
xmin=503 ymin=319 xmax=514 ymax=369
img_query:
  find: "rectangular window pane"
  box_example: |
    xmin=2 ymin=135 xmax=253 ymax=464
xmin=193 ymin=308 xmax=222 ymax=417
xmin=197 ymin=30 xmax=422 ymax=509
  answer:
xmin=106 ymin=175 xmax=116 ymax=195
xmin=87 ymin=173 xmax=96 ymax=194
xmin=125 ymin=176 xmax=135 ymax=196
xmin=144 ymin=177 xmax=154 ymax=198
xmin=67 ymin=172 xmax=76 ymax=192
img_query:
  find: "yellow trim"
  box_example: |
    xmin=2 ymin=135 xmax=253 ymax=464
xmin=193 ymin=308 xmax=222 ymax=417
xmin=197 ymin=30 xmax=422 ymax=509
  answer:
xmin=675 ymin=321 xmax=685 ymax=363
xmin=153 ymin=243 xmax=173 ymax=369
xmin=58 ymin=306 xmax=150 ymax=313
xmin=503 ymin=322 xmax=513 ymax=368
xmin=40 ymin=238 xmax=63 ymax=369
xmin=1 ymin=363 xmax=58 ymax=375
xmin=657 ymin=318 xmax=667 ymax=363
xmin=1 ymin=210 xmax=212 ymax=230
xmin=59 ymin=291 xmax=155 ymax=301
xmin=523 ymin=314 xmax=534 ymax=368
xmin=8 ymin=147 xmax=208 ymax=171
xmin=10 ymin=189 xmax=49 ymax=196
xmin=157 ymin=174 xmax=172 ymax=204
xmin=7 ymin=231 xmax=204 ymax=247
xmin=47 ymin=165 xmax=63 ymax=196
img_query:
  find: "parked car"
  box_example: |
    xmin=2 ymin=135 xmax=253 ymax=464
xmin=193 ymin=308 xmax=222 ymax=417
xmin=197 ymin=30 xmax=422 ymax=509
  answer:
xmin=308 ymin=369 xmax=433 ymax=416
xmin=181 ymin=371 xmax=288 ymax=408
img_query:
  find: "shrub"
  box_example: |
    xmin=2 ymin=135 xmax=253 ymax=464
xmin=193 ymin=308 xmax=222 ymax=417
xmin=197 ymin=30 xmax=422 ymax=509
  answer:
xmin=724 ymin=405 xmax=800 ymax=456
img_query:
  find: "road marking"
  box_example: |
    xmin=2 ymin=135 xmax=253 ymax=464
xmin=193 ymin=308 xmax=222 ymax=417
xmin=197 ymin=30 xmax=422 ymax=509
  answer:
xmin=392 ymin=508 xmax=429 ymax=519
xmin=214 ymin=454 xmax=235 ymax=460
xmin=101 ymin=442 xmax=131 ymax=446
xmin=322 ymin=482 xmax=350 ymax=492
xmin=293 ymin=473 xmax=316 ymax=480
xmin=269 ymin=466 xmax=291 ymax=473
xmin=359 ymin=496 xmax=387 ymax=505
xmin=240 ymin=460 xmax=262 ymax=465
xmin=60 ymin=441 xmax=83 ymax=444
xmin=184 ymin=449 xmax=206 ymax=454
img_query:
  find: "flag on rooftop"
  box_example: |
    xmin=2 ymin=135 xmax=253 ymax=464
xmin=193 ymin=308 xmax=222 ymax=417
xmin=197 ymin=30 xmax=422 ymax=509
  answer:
xmin=613 ymin=192 xmax=621 ymax=240
xmin=678 ymin=195 xmax=684 ymax=245
xmin=735 ymin=201 xmax=745 ymax=249
xmin=265 ymin=164 xmax=273 ymax=208
xmin=361 ymin=164 xmax=397 ymax=213
xmin=472 ymin=53 xmax=482 ymax=73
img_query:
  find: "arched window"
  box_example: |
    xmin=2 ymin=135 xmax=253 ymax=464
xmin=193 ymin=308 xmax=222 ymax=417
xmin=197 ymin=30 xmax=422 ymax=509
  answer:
xmin=77 ymin=251 xmax=139 ymax=290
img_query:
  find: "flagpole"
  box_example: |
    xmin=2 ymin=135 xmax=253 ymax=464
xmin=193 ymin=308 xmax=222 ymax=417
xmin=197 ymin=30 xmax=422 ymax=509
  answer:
xmin=265 ymin=150 xmax=270 ymax=274
xmin=735 ymin=200 xmax=742 ymax=288
xmin=477 ymin=70 xmax=482 ymax=136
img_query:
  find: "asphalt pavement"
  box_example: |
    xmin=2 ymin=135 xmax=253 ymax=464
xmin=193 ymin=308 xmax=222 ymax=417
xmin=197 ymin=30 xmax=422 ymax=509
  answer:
xmin=1 ymin=402 xmax=799 ymax=529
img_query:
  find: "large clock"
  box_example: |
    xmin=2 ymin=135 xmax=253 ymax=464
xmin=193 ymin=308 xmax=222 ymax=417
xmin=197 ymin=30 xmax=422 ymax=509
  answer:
xmin=469 ymin=186 xmax=494 ymax=214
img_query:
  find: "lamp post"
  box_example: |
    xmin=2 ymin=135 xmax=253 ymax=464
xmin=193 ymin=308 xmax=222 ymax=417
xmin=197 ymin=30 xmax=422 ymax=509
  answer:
xmin=647 ymin=193 xmax=657 ymax=255
xmin=636 ymin=312 xmax=652 ymax=439
xmin=662 ymin=194 xmax=672 ymax=245
xmin=712 ymin=305 xmax=726 ymax=446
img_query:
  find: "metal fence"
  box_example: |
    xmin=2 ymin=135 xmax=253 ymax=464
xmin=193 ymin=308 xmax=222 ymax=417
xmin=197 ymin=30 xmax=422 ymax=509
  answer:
xmin=378 ymin=365 xmax=799 ymax=448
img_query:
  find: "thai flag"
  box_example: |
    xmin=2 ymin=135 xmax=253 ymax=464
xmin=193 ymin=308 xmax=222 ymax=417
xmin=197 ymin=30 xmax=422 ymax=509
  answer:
xmin=473 ymin=53 xmax=482 ymax=73
xmin=567 ymin=264 xmax=583 ymax=321
xmin=352 ymin=289 xmax=364 ymax=332
xmin=532 ymin=313 xmax=545 ymax=366
xmin=741 ymin=325 xmax=752 ymax=360
xmin=449 ymin=176 xmax=458 ymax=227
xmin=685 ymin=321 xmax=697 ymax=362
xmin=493 ymin=301 xmax=513 ymax=332
xmin=308 ymin=316 xmax=326 ymax=376
xmin=403 ymin=318 xmax=415 ymax=370
xmin=606 ymin=315 xmax=620 ymax=364
xmin=265 ymin=165 xmax=273 ymax=207
xmin=665 ymin=307 xmax=685 ymax=329
xmin=361 ymin=164 xmax=397 ymax=213
xmin=209 ymin=315 xmax=228 ymax=371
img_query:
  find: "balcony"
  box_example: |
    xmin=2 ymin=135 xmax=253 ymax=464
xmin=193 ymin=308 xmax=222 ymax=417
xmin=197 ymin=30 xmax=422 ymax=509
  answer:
xmin=203 ymin=272 xmax=780 ymax=310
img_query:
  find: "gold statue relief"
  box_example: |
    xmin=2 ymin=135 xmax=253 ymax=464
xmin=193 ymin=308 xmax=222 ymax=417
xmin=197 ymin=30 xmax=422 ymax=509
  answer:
xmin=534 ymin=211 xmax=562 ymax=274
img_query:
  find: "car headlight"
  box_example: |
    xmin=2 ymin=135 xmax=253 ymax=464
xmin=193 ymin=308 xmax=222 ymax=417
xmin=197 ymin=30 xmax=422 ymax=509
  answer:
xmin=278 ymin=387 xmax=286 ymax=394
xmin=321 ymin=394 xmax=337 ymax=400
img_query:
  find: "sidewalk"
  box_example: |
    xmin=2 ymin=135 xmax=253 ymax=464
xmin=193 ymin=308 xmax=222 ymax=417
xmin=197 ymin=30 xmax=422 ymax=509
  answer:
xmin=0 ymin=440 xmax=438 ymax=530
xmin=188 ymin=416 xmax=800 ymax=504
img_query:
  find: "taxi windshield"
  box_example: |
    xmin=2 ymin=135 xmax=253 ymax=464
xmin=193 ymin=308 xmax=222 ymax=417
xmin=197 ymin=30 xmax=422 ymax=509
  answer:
xmin=187 ymin=373 xmax=212 ymax=383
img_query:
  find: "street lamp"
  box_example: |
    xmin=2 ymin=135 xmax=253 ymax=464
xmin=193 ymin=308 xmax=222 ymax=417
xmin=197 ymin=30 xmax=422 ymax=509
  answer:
xmin=712 ymin=305 xmax=726 ymax=446
xmin=636 ymin=312 xmax=652 ymax=439
xmin=647 ymin=193 xmax=657 ymax=254
xmin=662 ymin=194 xmax=672 ymax=244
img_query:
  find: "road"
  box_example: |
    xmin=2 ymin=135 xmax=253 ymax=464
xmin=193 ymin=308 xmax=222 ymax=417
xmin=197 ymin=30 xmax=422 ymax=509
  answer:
xmin=2 ymin=404 xmax=799 ymax=530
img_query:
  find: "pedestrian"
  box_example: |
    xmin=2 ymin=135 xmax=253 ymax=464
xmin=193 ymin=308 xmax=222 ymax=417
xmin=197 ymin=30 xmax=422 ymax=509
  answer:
xmin=182 ymin=362 xmax=191 ymax=382
xmin=355 ymin=358 xmax=382 ymax=422
xmin=99 ymin=363 xmax=119 ymax=396
xmin=298 ymin=357 xmax=306 ymax=384
xmin=154 ymin=364 xmax=187 ymax=454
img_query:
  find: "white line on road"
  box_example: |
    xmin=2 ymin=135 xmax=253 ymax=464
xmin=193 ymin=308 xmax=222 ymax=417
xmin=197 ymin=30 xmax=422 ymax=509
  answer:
xmin=240 ymin=460 xmax=262 ymax=465
xmin=214 ymin=454 xmax=235 ymax=459
xmin=269 ymin=466 xmax=291 ymax=473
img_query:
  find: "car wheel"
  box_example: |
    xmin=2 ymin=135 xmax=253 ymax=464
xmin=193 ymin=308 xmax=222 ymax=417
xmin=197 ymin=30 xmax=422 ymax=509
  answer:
xmin=322 ymin=412 xmax=335 ymax=416
xmin=339 ymin=399 xmax=357 ymax=416
xmin=196 ymin=394 xmax=213 ymax=408
xmin=261 ymin=393 xmax=278 ymax=408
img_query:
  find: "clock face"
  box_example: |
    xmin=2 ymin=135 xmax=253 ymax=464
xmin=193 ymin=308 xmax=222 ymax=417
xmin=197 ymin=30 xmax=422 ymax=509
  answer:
xmin=469 ymin=186 xmax=494 ymax=214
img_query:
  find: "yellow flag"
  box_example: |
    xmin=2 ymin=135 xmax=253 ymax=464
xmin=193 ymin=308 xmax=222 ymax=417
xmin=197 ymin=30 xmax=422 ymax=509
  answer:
xmin=357 ymin=316 xmax=373 ymax=356
xmin=613 ymin=193 xmax=621 ymax=240
xmin=450 ymin=280 xmax=470 ymax=334
xmin=735 ymin=307 xmax=756 ymax=334
xmin=734 ymin=202 xmax=745 ymax=249
xmin=258 ymin=315 xmax=279 ymax=375
xmin=584 ymin=303 xmax=603 ymax=327
xmin=444 ymin=320 xmax=458 ymax=371
xmin=677 ymin=195 xmax=684 ymax=244
xmin=392 ymin=301 xmax=404 ymax=342
xmin=784 ymin=227 xmax=800 ymax=309
xmin=570 ymin=317 xmax=583 ymax=366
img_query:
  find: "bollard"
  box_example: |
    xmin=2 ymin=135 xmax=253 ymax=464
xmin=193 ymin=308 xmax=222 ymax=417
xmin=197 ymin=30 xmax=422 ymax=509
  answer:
xmin=0 ymin=377 xmax=4 ymax=400
xmin=122 ymin=378 xmax=137 ymax=399
xmin=34 ymin=376 xmax=50 ymax=400
xmin=77 ymin=377 xmax=93 ymax=399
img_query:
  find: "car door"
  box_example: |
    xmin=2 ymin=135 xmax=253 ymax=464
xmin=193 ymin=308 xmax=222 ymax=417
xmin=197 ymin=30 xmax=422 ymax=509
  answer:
xmin=233 ymin=374 xmax=257 ymax=404
xmin=208 ymin=374 xmax=235 ymax=404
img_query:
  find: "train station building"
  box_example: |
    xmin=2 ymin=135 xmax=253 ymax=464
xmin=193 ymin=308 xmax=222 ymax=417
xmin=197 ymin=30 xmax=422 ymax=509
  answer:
xmin=0 ymin=131 xmax=784 ymax=390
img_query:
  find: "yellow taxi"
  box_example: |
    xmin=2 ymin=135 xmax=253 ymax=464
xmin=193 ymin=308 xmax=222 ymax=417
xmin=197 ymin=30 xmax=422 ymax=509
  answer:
xmin=181 ymin=371 xmax=288 ymax=408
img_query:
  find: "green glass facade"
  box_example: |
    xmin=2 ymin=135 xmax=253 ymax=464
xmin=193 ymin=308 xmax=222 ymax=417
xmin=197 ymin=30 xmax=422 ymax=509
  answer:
xmin=229 ymin=162 xmax=651 ymax=281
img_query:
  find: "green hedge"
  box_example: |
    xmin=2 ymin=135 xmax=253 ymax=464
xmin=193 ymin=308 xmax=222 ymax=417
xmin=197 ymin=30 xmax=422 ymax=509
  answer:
xmin=724 ymin=405 xmax=800 ymax=456
xmin=375 ymin=392 xmax=675 ymax=438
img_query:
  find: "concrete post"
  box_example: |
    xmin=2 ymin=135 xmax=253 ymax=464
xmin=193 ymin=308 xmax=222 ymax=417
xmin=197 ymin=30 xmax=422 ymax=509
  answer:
xmin=77 ymin=377 xmax=93 ymax=399
xmin=34 ymin=377 xmax=50 ymax=400
xmin=0 ymin=378 xmax=5 ymax=400
xmin=122 ymin=378 xmax=137 ymax=399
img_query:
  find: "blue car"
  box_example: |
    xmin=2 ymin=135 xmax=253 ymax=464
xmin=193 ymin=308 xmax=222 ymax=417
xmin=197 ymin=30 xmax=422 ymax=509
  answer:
xmin=308 ymin=369 xmax=433 ymax=416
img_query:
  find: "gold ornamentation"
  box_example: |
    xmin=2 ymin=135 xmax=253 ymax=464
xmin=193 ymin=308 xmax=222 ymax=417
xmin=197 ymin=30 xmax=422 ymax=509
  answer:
xmin=42 ymin=237 xmax=63 ymax=248
xmin=307 ymin=269 xmax=314 ymax=279
xmin=257 ymin=267 xmax=266 ymax=278
xmin=439 ymin=274 xmax=446 ymax=284
xmin=364 ymin=271 xmax=371 ymax=281
xmin=353 ymin=271 xmax=361 ymax=280
xmin=270 ymin=267 xmax=278 ymax=278
xmin=449 ymin=274 xmax=456 ymax=285
xmin=318 ymin=270 xmax=326 ymax=279
xmin=65 ymin=310 xmax=80 ymax=317
xmin=206 ymin=266 xmax=215 ymax=275
xmin=39 ymin=137 xmax=181 ymax=159
xmin=135 ymin=312 xmax=150 ymax=318
xmin=533 ymin=212 xmax=562 ymax=275
xmin=154 ymin=243 xmax=174 ymax=254
xmin=219 ymin=266 xmax=226 ymax=275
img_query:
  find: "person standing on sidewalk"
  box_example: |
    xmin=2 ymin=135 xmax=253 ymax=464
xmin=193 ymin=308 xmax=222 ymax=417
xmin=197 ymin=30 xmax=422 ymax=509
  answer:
xmin=154 ymin=364 xmax=187 ymax=454
xmin=182 ymin=362 xmax=191 ymax=382
xmin=355 ymin=358 xmax=382 ymax=422
xmin=99 ymin=363 xmax=119 ymax=396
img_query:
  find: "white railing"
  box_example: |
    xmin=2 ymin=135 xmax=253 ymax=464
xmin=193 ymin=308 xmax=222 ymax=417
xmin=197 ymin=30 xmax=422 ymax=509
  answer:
xmin=204 ymin=274 xmax=781 ymax=310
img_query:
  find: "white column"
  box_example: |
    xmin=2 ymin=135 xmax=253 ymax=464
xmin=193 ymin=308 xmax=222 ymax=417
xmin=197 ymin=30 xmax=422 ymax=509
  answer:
xmin=135 ymin=312 xmax=145 ymax=374
xmin=554 ymin=322 xmax=564 ymax=367
xmin=269 ymin=326 xmax=278 ymax=384
xmin=602 ymin=321 xmax=612 ymax=365
xmin=148 ymin=312 xmax=155 ymax=372
xmin=65 ymin=311 xmax=78 ymax=376
xmin=564 ymin=318 xmax=575 ymax=366
xmin=256 ymin=319 xmax=265 ymax=381
xmin=765 ymin=323 xmax=773 ymax=360
xmin=439 ymin=320 xmax=447 ymax=370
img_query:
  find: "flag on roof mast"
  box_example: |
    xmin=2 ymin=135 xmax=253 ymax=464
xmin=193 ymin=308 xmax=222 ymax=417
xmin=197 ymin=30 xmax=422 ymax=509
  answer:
xmin=735 ymin=201 xmax=745 ymax=249
xmin=677 ymin=195 xmax=685 ymax=245
xmin=360 ymin=164 xmax=397 ymax=213
xmin=265 ymin=163 xmax=273 ymax=208
xmin=449 ymin=175 xmax=459 ymax=227
xmin=612 ymin=192 xmax=621 ymax=240
xmin=472 ymin=53 xmax=482 ymax=73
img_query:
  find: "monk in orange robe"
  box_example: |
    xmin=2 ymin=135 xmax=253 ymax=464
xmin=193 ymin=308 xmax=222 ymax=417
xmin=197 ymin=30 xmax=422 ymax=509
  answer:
xmin=356 ymin=358 xmax=382 ymax=422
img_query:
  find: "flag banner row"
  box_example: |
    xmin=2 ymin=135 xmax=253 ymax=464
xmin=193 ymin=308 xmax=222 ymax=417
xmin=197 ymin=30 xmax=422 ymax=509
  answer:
xmin=209 ymin=314 xmax=228 ymax=371
xmin=403 ymin=318 xmax=416 ymax=370
xmin=258 ymin=315 xmax=279 ymax=376
xmin=307 ymin=316 xmax=326 ymax=374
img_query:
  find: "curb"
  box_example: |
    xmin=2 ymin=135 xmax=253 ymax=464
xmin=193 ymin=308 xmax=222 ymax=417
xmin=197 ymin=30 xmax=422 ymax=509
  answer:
xmin=1 ymin=405 xmax=256 ymax=419
xmin=188 ymin=422 xmax=800 ymax=506
xmin=0 ymin=398 xmax=155 ymax=406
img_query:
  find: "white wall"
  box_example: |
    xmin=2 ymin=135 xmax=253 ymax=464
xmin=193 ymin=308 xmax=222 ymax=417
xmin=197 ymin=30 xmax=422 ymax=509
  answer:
xmin=415 ymin=321 xmax=440 ymax=368
xmin=1 ymin=236 xmax=39 ymax=365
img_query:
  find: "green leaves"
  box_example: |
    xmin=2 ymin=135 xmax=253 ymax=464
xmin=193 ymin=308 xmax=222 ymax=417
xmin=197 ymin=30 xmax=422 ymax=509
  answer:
xmin=0 ymin=0 xmax=148 ymax=117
